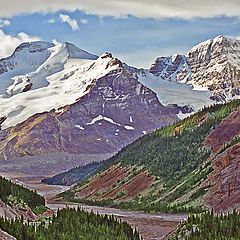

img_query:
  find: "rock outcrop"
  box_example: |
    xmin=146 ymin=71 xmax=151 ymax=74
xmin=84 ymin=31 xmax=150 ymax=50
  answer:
xmin=204 ymin=111 xmax=240 ymax=153
xmin=203 ymin=143 xmax=240 ymax=212
xmin=0 ymin=229 xmax=16 ymax=240
xmin=0 ymin=200 xmax=36 ymax=220
xmin=149 ymin=35 xmax=240 ymax=101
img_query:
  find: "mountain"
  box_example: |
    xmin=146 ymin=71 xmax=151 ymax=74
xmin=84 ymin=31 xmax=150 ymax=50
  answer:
xmin=140 ymin=35 xmax=240 ymax=109
xmin=0 ymin=41 xmax=98 ymax=129
xmin=0 ymin=36 xmax=240 ymax=176
xmin=61 ymin=100 xmax=240 ymax=213
xmin=0 ymin=41 xmax=182 ymax=175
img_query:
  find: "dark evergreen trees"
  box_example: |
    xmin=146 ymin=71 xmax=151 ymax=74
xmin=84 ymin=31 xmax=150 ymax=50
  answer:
xmin=0 ymin=176 xmax=45 ymax=209
xmin=0 ymin=207 xmax=141 ymax=240
xmin=173 ymin=210 xmax=240 ymax=239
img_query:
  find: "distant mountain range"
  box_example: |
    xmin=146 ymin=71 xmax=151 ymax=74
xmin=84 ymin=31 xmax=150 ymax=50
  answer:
xmin=0 ymin=35 xmax=240 ymax=176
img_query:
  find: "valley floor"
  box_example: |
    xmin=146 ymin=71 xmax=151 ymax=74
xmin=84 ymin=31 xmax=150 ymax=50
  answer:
xmin=0 ymin=171 xmax=186 ymax=240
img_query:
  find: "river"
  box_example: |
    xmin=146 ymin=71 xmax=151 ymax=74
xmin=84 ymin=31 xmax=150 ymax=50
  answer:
xmin=0 ymin=171 xmax=186 ymax=240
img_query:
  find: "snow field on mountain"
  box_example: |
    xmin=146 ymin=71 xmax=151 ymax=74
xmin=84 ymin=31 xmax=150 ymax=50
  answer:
xmin=0 ymin=44 xmax=118 ymax=129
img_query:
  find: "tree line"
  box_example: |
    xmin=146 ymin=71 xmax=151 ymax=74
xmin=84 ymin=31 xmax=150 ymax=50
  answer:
xmin=0 ymin=176 xmax=45 ymax=209
xmin=0 ymin=207 xmax=141 ymax=240
xmin=172 ymin=210 xmax=240 ymax=239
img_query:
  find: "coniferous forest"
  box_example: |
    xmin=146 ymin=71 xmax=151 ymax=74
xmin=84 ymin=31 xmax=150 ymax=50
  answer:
xmin=1 ymin=101 xmax=240 ymax=239
xmin=0 ymin=176 xmax=45 ymax=209
xmin=63 ymin=100 xmax=240 ymax=214
xmin=0 ymin=207 xmax=141 ymax=240
xmin=107 ymin=100 xmax=240 ymax=186
xmin=172 ymin=210 xmax=240 ymax=240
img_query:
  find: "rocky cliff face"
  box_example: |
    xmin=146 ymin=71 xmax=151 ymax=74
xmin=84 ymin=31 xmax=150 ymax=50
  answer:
xmin=0 ymin=199 xmax=36 ymax=221
xmin=0 ymin=53 xmax=178 ymax=159
xmin=148 ymin=35 xmax=240 ymax=101
xmin=204 ymin=111 xmax=240 ymax=153
xmin=149 ymin=54 xmax=189 ymax=82
xmin=203 ymin=143 xmax=240 ymax=212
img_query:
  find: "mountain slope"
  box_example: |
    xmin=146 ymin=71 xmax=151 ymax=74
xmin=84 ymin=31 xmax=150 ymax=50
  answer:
xmin=1 ymin=36 xmax=240 ymax=175
xmin=62 ymin=100 xmax=240 ymax=213
xmin=0 ymin=175 xmax=45 ymax=221
xmin=138 ymin=35 xmax=240 ymax=113
xmin=0 ymin=229 xmax=16 ymax=240
xmin=0 ymin=45 xmax=180 ymax=161
xmin=0 ymin=60 xmax=177 ymax=159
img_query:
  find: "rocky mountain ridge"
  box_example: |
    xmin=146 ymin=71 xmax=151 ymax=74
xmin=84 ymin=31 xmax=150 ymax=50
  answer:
xmin=0 ymin=45 xmax=179 ymax=160
xmin=147 ymin=35 xmax=240 ymax=102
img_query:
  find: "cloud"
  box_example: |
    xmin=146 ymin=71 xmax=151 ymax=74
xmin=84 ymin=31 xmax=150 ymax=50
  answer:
xmin=80 ymin=18 xmax=88 ymax=24
xmin=0 ymin=30 xmax=40 ymax=58
xmin=232 ymin=34 xmax=240 ymax=40
xmin=227 ymin=33 xmax=240 ymax=40
xmin=47 ymin=18 xmax=55 ymax=24
xmin=0 ymin=19 xmax=11 ymax=28
xmin=0 ymin=1 xmax=239 ymax=20
xmin=59 ymin=14 xmax=79 ymax=31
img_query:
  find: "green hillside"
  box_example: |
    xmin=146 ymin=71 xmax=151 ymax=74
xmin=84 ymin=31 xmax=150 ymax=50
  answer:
xmin=0 ymin=176 xmax=45 ymax=210
xmin=63 ymin=100 xmax=240 ymax=212
xmin=172 ymin=210 xmax=240 ymax=240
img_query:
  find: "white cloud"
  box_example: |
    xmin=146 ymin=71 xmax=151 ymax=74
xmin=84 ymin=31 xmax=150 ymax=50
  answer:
xmin=0 ymin=1 xmax=239 ymax=20
xmin=0 ymin=30 xmax=40 ymax=58
xmin=227 ymin=33 xmax=240 ymax=40
xmin=0 ymin=19 xmax=11 ymax=28
xmin=234 ymin=33 xmax=240 ymax=40
xmin=80 ymin=18 xmax=88 ymax=24
xmin=47 ymin=18 xmax=55 ymax=24
xmin=59 ymin=14 xmax=79 ymax=31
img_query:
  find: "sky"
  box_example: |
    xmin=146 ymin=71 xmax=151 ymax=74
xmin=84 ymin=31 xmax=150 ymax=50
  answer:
xmin=0 ymin=0 xmax=239 ymax=68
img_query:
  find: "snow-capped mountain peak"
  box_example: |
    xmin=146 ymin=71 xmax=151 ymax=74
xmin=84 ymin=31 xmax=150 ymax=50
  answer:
xmin=0 ymin=43 xmax=179 ymax=160
xmin=0 ymin=42 xmax=126 ymax=129
xmin=62 ymin=42 xmax=98 ymax=60
xmin=1 ymin=41 xmax=99 ymax=97
xmin=143 ymin=35 xmax=240 ymax=108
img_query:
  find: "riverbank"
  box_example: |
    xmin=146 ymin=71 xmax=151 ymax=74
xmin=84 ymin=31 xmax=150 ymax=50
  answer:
xmin=0 ymin=171 xmax=186 ymax=240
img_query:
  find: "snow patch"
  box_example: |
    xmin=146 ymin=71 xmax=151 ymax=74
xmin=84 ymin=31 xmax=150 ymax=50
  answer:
xmin=75 ymin=125 xmax=84 ymax=130
xmin=138 ymin=70 xmax=213 ymax=112
xmin=177 ymin=111 xmax=193 ymax=120
xmin=124 ymin=125 xmax=134 ymax=130
xmin=87 ymin=115 xmax=121 ymax=126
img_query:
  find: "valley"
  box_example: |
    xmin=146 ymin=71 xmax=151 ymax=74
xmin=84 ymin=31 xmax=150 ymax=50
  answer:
xmin=0 ymin=34 xmax=240 ymax=239
xmin=0 ymin=171 xmax=185 ymax=240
